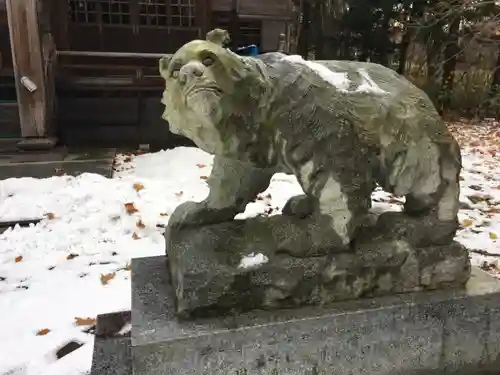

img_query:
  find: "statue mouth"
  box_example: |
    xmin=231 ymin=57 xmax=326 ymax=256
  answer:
xmin=185 ymin=84 xmax=223 ymax=98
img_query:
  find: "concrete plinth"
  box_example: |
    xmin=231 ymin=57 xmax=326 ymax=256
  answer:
xmin=125 ymin=256 xmax=500 ymax=375
xmin=90 ymin=311 xmax=132 ymax=375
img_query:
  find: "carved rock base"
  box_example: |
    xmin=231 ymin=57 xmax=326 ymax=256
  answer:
xmin=165 ymin=216 xmax=471 ymax=319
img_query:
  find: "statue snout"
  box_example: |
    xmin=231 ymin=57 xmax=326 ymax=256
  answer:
xmin=179 ymin=62 xmax=204 ymax=85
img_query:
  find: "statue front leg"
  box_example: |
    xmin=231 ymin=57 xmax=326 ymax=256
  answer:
xmin=309 ymin=174 xmax=372 ymax=250
xmin=282 ymin=194 xmax=317 ymax=219
xmin=169 ymin=155 xmax=274 ymax=228
xmin=278 ymin=168 xmax=373 ymax=256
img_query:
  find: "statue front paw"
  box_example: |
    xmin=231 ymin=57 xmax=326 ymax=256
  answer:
xmin=168 ymin=201 xmax=236 ymax=229
xmin=282 ymin=194 xmax=316 ymax=219
xmin=168 ymin=201 xmax=210 ymax=229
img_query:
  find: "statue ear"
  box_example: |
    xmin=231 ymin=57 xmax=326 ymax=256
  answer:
xmin=159 ymin=55 xmax=172 ymax=80
xmin=206 ymin=28 xmax=230 ymax=47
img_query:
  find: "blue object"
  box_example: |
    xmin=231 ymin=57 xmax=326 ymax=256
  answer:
xmin=235 ymin=44 xmax=259 ymax=56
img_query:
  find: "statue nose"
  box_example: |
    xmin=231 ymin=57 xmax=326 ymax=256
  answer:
xmin=179 ymin=63 xmax=204 ymax=85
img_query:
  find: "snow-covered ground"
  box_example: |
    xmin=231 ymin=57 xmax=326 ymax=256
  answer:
xmin=0 ymin=121 xmax=499 ymax=375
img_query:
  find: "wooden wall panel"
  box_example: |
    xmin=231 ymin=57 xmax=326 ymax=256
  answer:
xmin=0 ymin=24 xmax=12 ymax=72
xmin=261 ymin=20 xmax=285 ymax=52
xmin=67 ymin=24 xmax=102 ymax=51
xmin=238 ymin=0 xmax=291 ymax=17
xmin=211 ymin=0 xmax=232 ymax=12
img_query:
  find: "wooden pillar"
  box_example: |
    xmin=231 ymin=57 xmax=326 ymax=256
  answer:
xmin=196 ymin=0 xmax=211 ymax=38
xmin=6 ymin=0 xmax=54 ymax=138
xmin=229 ymin=0 xmax=240 ymax=50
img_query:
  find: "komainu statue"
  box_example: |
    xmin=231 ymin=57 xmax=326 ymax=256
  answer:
xmin=160 ymin=30 xmax=471 ymax=319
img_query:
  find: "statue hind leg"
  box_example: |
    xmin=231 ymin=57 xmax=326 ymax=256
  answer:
xmin=376 ymin=139 xmax=461 ymax=246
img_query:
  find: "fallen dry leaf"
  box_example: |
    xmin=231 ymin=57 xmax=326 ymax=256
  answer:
xmin=160 ymin=212 xmax=169 ymax=217
xmin=132 ymin=232 xmax=140 ymax=240
xmin=133 ymin=183 xmax=145 ymax=192
xmin=200 ymin=175 xmax=209 ymax=180
xmin=15 ymin=255 xmax=23 ymax=263
xmin=461 ymin=219 xmax=474 ymax=227
xmin=124 ymin=202 xmax=139 ymax=214
xmin=468 ymin=195 xmax=493 ymax=204
xmin=44 ymin=212 xmax=56 ymax=220
xmin=100 ymin=272 xmax=116 ymax=285
xmin=490 ymin=232 xmax=498 ymax=240
xmin=74 ymin=317 xmax=97 ymax=326
xmin=136 ymin=220 xmax=146 ymax=229
xmin=66 ymin=253 xmax=79 ymax=260
xmin=37 ymin=328 xmax=50 ymax=336
xmin=196 ymin=163 xmax=207 ymax=168
xmin=468 ymin=185 xmax=483 ymax=191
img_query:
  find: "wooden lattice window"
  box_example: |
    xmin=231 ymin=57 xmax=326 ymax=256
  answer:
xmin=68 ymin=0 xmax=197 ymax=27
xmin=139 ymin=0 xmax=167 ymax=26
xmin=68 ymin=0 xmax=98 ymax=23
xmin=171 ymin=0 xmax=195 ymax=27
xmin=100 ymin=0 xmax=130 ymax=24
xmin=68 ymin=0 xmax=130 ymax=24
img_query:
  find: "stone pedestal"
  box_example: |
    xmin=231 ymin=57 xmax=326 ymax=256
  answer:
xmin=91 ymin=255 xmax=500 ymax=375
xmin=165 ymin=216 xmax=471 ymax=318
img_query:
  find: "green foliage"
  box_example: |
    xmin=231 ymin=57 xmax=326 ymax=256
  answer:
xmin=294 ymin=0 xmax=500 ymax=117
xmin=407 ymin=68 xmax=500 ymax=117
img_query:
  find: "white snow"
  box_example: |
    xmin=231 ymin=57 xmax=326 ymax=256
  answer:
xmin=117 ymin=322 xmax=132 ymax=336
xmin=283 ymin=55 xmax=387 ymax=95
xmin=237 ymin=252 xmax=269 ymax=269
xmin=0 ymin=141 xmax=499 ymax=375
xmin=355 ymin=68 xmax=387 ymax=94
xmin=284 ymin=55 xmax=351 ymax=92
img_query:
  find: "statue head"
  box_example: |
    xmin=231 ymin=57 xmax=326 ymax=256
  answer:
xmin=159 ymin=38 xmax=269 ymax=156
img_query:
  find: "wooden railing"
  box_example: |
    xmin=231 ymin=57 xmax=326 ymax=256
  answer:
xmin=55 ymin=50 xmax=171 ymax=90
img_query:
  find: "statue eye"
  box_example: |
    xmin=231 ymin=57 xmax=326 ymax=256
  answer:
xmin=202 ymin=57 xmax=214 ymax=67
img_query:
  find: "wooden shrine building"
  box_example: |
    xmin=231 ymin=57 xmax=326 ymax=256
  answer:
xmin=0 ymin=0 xmax=292 ymax=147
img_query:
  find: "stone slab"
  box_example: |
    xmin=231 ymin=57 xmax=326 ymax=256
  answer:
xmin=166 ymin=217 xmax=470 ymax=317
xmin=90 ymin=311 xmax=132 ymax=375
xmin=0 ymin=146 xmax=116 ymax=179
xmin=16 ymin=137 xmax=57 ymax=150
xmin=131 ymin=255 xmax=500 ymax=375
